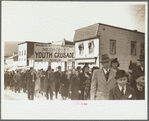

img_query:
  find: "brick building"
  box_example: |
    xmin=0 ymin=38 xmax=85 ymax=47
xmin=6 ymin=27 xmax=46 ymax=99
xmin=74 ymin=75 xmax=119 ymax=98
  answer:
xmin=73 ymin=23 xmax=145 ymax=71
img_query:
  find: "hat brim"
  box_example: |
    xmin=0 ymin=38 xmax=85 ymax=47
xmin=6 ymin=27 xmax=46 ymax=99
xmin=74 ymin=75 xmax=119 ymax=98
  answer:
xmin=100 ymin=59 xmax=111 ymax=63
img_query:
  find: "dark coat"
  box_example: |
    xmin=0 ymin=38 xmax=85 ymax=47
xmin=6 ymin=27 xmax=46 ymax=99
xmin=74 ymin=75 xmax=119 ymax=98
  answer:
xmin=79 ymin=72 xmax=89 ymax=91
xmin=130 ymin=66 xmax=145 ymax=99
xmin=59 ymin=74 xmax=69 ymax=97
xmin=69 ymin=76 xmax=80 ymax=100
xmin=109 ymin=85 xmax=136 ymax=100
xmin=45 ymin=71 xmax=55 ymax=92
xmin=133 ymin=85 xmax=145 ymax=100
xmin=130 ymin=66 xmax=144 ymax=88
xmin=54 ymin=71 xmax=61 ymax=92
xmin=26 ymin=71 xmax=36 ymax=87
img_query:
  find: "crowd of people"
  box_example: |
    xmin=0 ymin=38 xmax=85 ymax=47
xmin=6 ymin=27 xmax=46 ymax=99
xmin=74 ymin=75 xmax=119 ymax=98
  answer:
xmin=4 ymin=54 xmax=145 ymax=100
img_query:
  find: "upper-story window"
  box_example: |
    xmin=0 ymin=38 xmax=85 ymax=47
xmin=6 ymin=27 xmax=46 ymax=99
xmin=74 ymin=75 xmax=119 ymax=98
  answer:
xmin=19 ymin=51 xmax=21 ymax=56
xmin=110 ymin=40 xmax=116 ymax=55
xmin=88 ymin=41 xmax=94 ymax=54
xmin=131 ymin=41 xmax=137 ymax=55
xmin=78 ymin=43 xmax=84 ymax=55
xmin=24 ymin=50 xmax=26 ymax=55
xmin=140 ymin=42 xmax=145 ymax=55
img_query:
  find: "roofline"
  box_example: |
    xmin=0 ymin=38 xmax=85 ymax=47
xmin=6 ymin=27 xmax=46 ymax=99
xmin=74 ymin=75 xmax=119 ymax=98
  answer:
xmin=18 ymin=41 xmax=49 ymax=45
xmin=74 ymin=22 xmax=145 ymax=34
xmin=74 ymin=37 xmax=98 ymax=42
xmin=98 ymin=23 xmax=145 ymax=34
xmin=75 ymin=23 xmax=99 ymax=31
xmin=6 ymin=54 xmax=18 ymax=59
xmin=65 ymin=40 xmax=74 ymax=43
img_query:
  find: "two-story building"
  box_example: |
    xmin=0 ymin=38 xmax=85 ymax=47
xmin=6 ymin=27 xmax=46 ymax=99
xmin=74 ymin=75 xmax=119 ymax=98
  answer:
xmin=73 ymin=23 xmax=145 ymax=71
xmin=18 ymin=41 xmax=47 ymax=67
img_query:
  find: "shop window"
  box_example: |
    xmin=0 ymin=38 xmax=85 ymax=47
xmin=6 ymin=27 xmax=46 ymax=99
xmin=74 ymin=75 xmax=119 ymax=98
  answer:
xmin=110 ymin=40 xmax=116 ymax=55
xmin=131 ymin=41 xmax=136 ymax=55
xmin=140 ymin=42 xmax=145 ymax=55
xmin=88 ymin=41 xmax=94 ymax=54
xmin=78 ymin=43 xmax=84 ymax=55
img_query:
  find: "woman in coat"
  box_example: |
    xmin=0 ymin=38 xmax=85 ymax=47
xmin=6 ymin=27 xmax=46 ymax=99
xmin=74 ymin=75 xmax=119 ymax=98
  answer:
xmin=59 ymin=71 xmax=69 ymax=100
xmin=69 ymin=70 xmax=80 ymax=100
xmin=110 ymin=58 xmax=120 ymax=72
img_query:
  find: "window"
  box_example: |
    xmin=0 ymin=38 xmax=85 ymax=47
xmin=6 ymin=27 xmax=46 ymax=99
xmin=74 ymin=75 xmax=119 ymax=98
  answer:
xmin=19 ymin=51 xmax=21 ymax=56
xmin=140 ymin=42 xmax=145 ymax=55
xmin=131 ymin=41 xmax=136 ymax=55
xmin=88 ymin=41 xmax=94 ymax=54
xmin=110 ymin=40 xmax=116 ymax=55
xmin=78 ymin=43 xmax=84 ymax=55
xmin=24 ymin=50 xmax=26 ymax=55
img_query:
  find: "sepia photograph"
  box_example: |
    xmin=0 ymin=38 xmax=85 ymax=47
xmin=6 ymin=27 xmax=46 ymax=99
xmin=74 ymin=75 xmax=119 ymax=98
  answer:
xmin=2 ymin=1 xmax=148 ymax=119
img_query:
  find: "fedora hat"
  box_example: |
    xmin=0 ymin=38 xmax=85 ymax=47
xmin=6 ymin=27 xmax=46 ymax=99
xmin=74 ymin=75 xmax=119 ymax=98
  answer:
xmin=115 ymin=70 xmax=128 ymax=80
xmin=138 ymin=54 xmax=145 ymax=61
xmin=100 ymin=54 xmax=111 ymax=63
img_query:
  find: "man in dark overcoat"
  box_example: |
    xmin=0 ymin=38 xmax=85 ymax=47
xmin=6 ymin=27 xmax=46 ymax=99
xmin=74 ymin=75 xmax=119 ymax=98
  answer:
xmin=131 ymin=54 xmax=145 ymax=100
xmin=45 ymin=66 xmax=55 ymax=100
xmin=13 ymin=70 xmax=22 ymax=93
xmin=26 ymin=67 xmax=36 ymax=100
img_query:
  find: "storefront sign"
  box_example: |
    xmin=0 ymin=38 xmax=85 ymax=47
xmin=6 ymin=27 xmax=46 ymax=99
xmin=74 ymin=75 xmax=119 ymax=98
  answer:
xmin=34 ymin=43 xmax=75 ymax=62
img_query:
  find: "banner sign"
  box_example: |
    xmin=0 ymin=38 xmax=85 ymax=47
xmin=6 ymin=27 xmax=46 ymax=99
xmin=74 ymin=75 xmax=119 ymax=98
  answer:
xmin=34 ymin=43 xmax=75 ymax=62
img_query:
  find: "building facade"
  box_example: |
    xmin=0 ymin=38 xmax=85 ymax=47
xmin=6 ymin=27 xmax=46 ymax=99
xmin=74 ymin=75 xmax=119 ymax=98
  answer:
xmin=18 ymin=41 xmax=46 ymax=67
xmin=27 ymin=39 xmax=75 ymax=71
xmin=73 ymin=23 xmax=145 ymax=71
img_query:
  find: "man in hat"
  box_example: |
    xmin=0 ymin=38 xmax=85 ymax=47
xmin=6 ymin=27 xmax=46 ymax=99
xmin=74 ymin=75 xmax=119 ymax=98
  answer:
xmin=13 ymin=70 xmax=22 ymax=93
xmin=90 ymin=54 xmax=116 ymax=100
xmin=130 ymin=54 xmax=145 ymax=100
xmin=26 ymin=67 xmax=36 ymax=100
xmin=45 ymin=66 xmax=55 ymax=100
xmin=109 ymin=70 xmax=136 ymax=100
xmin=54 ymin=66 xmax=62 ymax=99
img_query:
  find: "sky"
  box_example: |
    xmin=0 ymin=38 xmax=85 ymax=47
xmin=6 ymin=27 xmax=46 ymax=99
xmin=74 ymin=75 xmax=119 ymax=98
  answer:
xmin=2 ymin=1 xmax=146 ymax=43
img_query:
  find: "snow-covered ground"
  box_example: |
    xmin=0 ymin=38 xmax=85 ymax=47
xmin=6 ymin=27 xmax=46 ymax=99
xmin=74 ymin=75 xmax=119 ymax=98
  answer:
xmin=4 ymin=89 xmax=65 ymax=100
